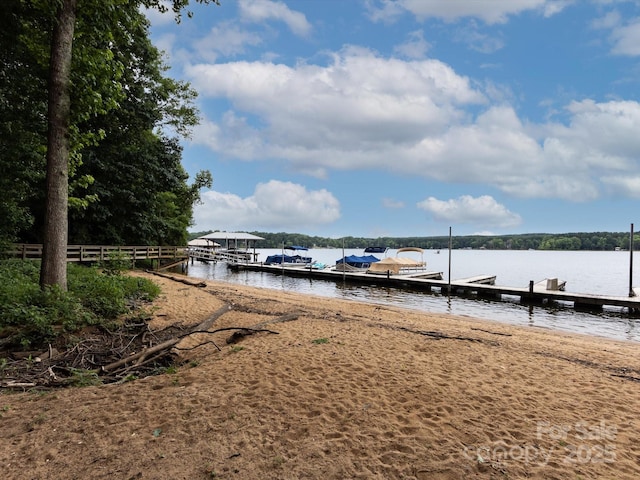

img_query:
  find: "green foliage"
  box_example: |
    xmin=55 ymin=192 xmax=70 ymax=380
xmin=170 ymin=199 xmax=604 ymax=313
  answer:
xmin=0 ymin=259 xmax=42 ymax=304
xmin=98 ymin=250 xmax=131 ymax=276
xmin=0 ymin=1 xmax=48 ymax=244
xmin=1 ymin=0 xmax=216 ymax=247
xmin=0 ymin=260 xmax=160 ymax=349
xmin=68 ymin=368 xmax=102 ymax=387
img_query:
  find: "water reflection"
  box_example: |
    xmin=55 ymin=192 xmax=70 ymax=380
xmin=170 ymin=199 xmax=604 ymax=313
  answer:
xmin=185 ymin=260 xmax=640 ymax=343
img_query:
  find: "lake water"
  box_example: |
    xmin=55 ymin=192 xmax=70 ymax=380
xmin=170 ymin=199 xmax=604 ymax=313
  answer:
xmin=185 ymin=248 xmax=640 ymax=343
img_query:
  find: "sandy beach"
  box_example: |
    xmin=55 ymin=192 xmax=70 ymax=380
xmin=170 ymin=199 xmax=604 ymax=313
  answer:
xmin=1 ymin=270 xmax=640 ymax=479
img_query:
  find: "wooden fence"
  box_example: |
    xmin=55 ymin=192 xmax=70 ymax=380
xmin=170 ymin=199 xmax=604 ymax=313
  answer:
xmin=7 ymin=244 xmax=188 ymax=264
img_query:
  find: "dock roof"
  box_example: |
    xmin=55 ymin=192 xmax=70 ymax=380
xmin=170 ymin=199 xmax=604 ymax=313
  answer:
xmin=198 ymin=231 xmax=264 ymax=241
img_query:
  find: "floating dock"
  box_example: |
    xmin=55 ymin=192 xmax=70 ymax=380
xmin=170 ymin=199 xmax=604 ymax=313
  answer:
xmin=227 ymin=262 xmax=640 ymax=314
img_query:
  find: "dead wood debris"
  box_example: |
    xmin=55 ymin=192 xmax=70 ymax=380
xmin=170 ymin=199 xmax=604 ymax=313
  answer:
xmin=0 ymin=293 xmax=300 ymax=390
xmin=535 ymin=350 xmax=640 ymax=383
xmin=363 ymin=321 xmax=500 ymax=346
xmin=147 ymin=269 xmax=207 ymax=287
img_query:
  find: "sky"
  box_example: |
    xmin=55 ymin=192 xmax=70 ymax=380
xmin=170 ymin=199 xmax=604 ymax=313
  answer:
xmin=145 ymin=0 xmax=640 ymax=238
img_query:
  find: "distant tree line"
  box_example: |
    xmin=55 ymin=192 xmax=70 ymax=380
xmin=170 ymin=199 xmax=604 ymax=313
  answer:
xmin=189 ymin=231 xmax=637 ymax=251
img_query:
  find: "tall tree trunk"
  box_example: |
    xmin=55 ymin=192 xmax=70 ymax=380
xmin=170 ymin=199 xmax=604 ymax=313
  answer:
xmin=40 ymin=0 xmax=77 ymax=291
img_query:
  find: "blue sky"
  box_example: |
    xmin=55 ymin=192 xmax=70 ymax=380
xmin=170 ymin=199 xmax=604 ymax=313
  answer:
xmin=146 ymin=0 xmax=640 ymax=238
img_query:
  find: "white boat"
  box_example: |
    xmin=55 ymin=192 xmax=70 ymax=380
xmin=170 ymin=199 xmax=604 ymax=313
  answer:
xmin=367 ymin=247 xmax=427 ymax=275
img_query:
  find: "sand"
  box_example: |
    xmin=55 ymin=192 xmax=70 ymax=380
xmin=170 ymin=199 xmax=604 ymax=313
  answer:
xmin=1 ymin=270 xmax=640 ymax=479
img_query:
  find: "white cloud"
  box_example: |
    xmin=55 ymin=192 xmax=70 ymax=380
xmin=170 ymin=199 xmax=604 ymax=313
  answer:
xmin=382 ymin=198 xmax=405 ymax=209
xmin=601 ymin=175 xmax=640 ymax=197
xmin=591 ymin=11 xmax=640 ymax=57
xmin=183 ymin=44 xmax=640 ymax=203
xmin=453 ymin=22 xmax=505 ymax=53
xmin=417 ymin=195 xmax=522 ymax=228
xmin=193 ymin=22 xmax=263 ymax=61
xmin=193 ymin=180 xmax=340 ymax=231
xmin=364 ymin=0 xmax=406 ymax=23
xmin=591 ymin=10 xmax=621 ymax=30
xmin=609 ymin=17 xmax=640 ymax=56
xmin=239 ymin=0 xmax=312 ymax=37
xmin=186 ymin=47 xmax=486 ymax=168
xmin=394 ymin=30 xmax=430 ymax=59
xmin=561 ymin=99 xmax=640 ymax=165
xmin=141 ymin=2 xmax=176 ymax=26
xmin=391 ymin=0 xmax=567 ymax=25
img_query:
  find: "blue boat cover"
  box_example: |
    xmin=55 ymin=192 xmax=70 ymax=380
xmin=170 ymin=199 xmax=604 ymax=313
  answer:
xmin=265 ymin=254 xmax=312 ymax=265
xmin=285 ymin=245 xmax=309 ymax=251
xmin=336 ymin=254 xmax=380 ymax=267
xmin=364 ymin=247 xmax=387 ymax=253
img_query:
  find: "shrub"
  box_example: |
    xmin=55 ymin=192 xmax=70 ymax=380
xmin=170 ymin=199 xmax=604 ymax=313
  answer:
xmin=98 ymin=250 xmax=131 ymax=276
xmin=0 ymin=260 xmax=161 ymax=350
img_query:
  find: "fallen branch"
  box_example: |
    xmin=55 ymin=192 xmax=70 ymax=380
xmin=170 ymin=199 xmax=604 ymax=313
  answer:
xmin=250 ymin=312 xmax=301 ymax=329
xmin=365 ymin=322 xmax=499 ymax=346
xmin=0 ymin=382 xmax=36 ymax=389
xmin=470 ymin=327 xmax=512 ymax=337
xmin=226 ymin=312 xmax=300 ymax=344
xmin=146 ymin=269 xmax=207 ymax=288
xmin=611 ymin=374 xmax=640 ymax=382
xmin=101 ymin=304 xmax=232 ymax=373
xmin=413 ymin=329 xmax=494 ymax=343
xmin=224 ymin=327 xmax=280 ymax=344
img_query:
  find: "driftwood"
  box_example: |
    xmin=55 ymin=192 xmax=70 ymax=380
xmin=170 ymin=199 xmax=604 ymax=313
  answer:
xmin=146 ymin=269 xmax=207 ymax=287
xmin=225 ymin=312 xmax=301 ymax=344
xmin=470 ymin=327 xmax=513 ymax=337
xmin=101 ymin=304 xmax=232 ymax=373
xmin=363 ymin=322 xmax=500 ymax=346
xmin=0 ymin=382 xmax=37 ymax=389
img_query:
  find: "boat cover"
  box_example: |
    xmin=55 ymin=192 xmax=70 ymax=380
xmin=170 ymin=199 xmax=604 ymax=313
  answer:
xmin=265 ymin=254 xmax=312 ymax=265
xmin=367 ymin=256 xmax=425 ymax=274
xmin=335 ymin=255 xmax=380 ymax=268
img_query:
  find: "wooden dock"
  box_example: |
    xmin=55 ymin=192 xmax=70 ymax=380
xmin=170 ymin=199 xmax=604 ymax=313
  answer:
xmin=228 ymin=261 xmax=640 ymax=314
xmin=188 ymin=247 xmax=258 ymax=264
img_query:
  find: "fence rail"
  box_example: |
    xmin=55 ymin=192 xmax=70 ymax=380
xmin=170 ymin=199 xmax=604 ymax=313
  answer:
xmin=7 ymin=244 xmax=188 ymax=263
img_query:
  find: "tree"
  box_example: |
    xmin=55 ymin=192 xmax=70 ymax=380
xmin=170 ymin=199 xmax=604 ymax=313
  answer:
xmin=38 ymin=0 xmax=219 ymax=290
xmin=40 ymin=0 xmax=77 ymax=290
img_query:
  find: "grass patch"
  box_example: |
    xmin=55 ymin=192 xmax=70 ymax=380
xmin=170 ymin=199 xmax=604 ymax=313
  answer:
xmin=311 ymin=337 xmax=329 ymax=344
xmin=0 ymin=259 xmax=160 ymax=351
xmin=68 ymin=368 xmax=103 ymax=387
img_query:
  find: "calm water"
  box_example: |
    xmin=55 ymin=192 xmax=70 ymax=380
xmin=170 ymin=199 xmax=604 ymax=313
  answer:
xmin=186 ymin=248 xmax=640 ymax=343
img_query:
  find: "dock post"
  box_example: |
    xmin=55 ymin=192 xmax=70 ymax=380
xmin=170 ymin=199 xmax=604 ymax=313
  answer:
xmin=529 ymin=280 xmax=534 ymax=294
xmin=447 ymin=226 xmax=452 ymax=295
xmin=630 ymin=223 xmax=635 ymax=297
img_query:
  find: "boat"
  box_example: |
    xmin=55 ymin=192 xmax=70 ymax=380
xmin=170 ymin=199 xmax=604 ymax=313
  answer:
xmin=367 ymin=247 xmax=426 ymax=275
xmin=334 ymin=254 xmax=381 ymax=272
xmin=264 ymin=246 xmax=313 ymax=267
xmin=364 ymin=246 xmax=388 ymax=254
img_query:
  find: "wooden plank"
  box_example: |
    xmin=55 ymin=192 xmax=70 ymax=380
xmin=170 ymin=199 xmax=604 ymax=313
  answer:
xmin=454 ymin=275 xmax=497 ymax=285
